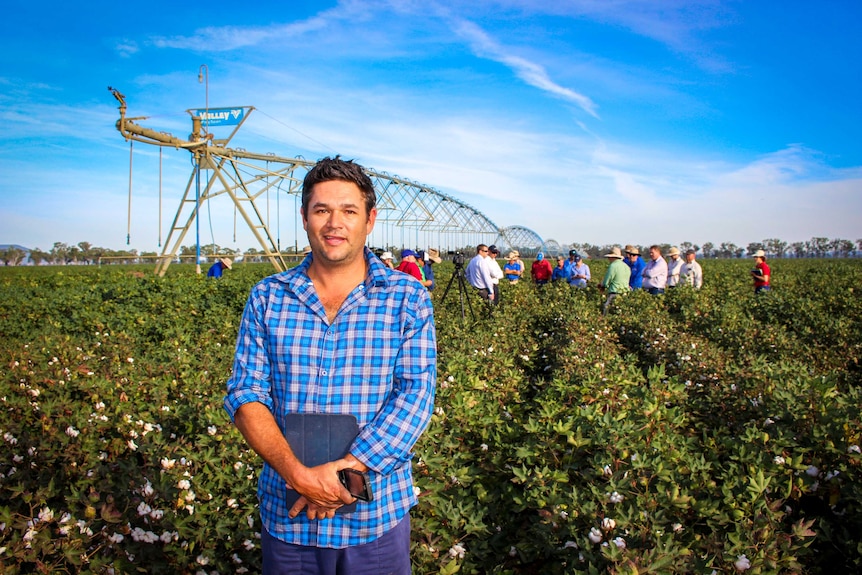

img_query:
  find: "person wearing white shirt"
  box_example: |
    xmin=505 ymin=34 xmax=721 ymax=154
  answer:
xmin=486 ymin=245 xmax=505 ymax=306
xmin=642 ymin=245 xmax=668 ymax=295
xmin=681 ymin=249 xmax=703 ymax=289
xmin=465 ymin=244 xmax=496 ymax=304
xmin=666 ymin=247 xmax=684 ymax=288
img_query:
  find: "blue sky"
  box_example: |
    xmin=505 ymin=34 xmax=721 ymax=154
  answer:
xmin=2 ymin=0 xmax=860 ymax=253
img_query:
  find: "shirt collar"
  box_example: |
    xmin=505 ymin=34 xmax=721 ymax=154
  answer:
xmin=275 ymin=246 xmax=389 ymax=291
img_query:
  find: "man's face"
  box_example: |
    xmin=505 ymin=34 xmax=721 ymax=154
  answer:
xmin=649 ymin=248 xmax=660 ymax=260
xmin=686 ymin=253 xmax=696 ymax=263
xmin=627 ymin=252 xmax=637 ymax=261
xmin=302 ymin=180 xmax=376 ymax=268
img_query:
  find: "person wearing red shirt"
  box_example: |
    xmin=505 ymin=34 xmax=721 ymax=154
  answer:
xmin=396 ymin=249 xmax=423 ymax=282
xmin=531 ymin=253 xmax=553 ymax=286
xmin=751 ymin=249 xmax=771 ymax=293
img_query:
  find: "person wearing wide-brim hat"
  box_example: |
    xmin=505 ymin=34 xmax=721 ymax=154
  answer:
xmin=504 ymin=251 xmax=523 ymax=283
xmin=379 ymin=251 xmax=396 ymax=269
xmin=623 ymin=245 xmax=645 ymax=289
xmin=751 ymin=249 xmax=771 ymax=294
xmin=207 ymin=256 xmax=233 ymax=278
xmin=417 ymin=249 xmax=443 ymax=290
xmin=599 ymin=247 xmax=631 ymax=315
xmin=666 ymin=247 xmax=684 ymax=288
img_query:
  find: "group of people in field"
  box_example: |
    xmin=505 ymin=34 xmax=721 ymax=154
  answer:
xmin=457 ymin=242 xmax=771 ymax=316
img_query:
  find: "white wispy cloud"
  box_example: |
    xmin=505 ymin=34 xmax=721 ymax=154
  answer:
xmin=150 ymin=17 xmax=331 ymax=52
xmin=451 ymin=18 xmax=600 ymax=118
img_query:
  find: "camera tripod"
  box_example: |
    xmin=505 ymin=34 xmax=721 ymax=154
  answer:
xmin=439 ymin=261 xmax=475 ymax=322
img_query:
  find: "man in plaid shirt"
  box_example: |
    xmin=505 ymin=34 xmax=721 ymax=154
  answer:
xmin=225 ymin=157 xmax=437 ymax=574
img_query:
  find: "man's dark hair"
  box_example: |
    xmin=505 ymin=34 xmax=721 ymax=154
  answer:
xmin=301 ymin=156 xmax=376 ymax=217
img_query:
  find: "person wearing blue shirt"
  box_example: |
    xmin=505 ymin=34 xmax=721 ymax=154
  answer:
xmin=552 ymin=255 xmax=568 ymax=281
xmin=418 ymin=248 xmax=442 ymax=290
xmin=224 ymin=157 xmax=436 ymax=574
xmin=624 ymin=245 xmax=646 ymax=289
xmin=562 ymin=249 xmax=578 ymax=279
xmin=206 ymin=257 xmax=232 ymax=278
xmin=568 ymin=253 xmax=591 ymax=288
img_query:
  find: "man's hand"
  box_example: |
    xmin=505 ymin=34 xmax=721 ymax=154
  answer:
xmin=287 ymin=454 xmax=369 ymax=520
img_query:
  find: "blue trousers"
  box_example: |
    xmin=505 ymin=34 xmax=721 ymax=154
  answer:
xmin=262 ymin=515 xmax=411 ymax=575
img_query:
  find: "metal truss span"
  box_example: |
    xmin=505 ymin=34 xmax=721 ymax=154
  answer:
xmin=494 ymin=226 xmax=553 ymax=258
xmin=110 ymin=89 xmax=543 ymax=272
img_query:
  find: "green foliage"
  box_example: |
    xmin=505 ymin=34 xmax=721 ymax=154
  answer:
xmin=1 ymin=259 xmax=861 ymax=574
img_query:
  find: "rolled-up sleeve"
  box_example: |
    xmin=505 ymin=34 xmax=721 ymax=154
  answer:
xmin=224 ymin=287 xmax=274 ymax=421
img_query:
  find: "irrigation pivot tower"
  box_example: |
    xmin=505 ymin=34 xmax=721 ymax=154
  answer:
xmin=109 ymin=89 xmax=554 ymax=275
xmin=110 ymin=87 xmax=298 ymax=276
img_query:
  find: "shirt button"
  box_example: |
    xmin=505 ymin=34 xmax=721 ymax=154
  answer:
xmin=320 ymin=369 xmax=327 ymax=376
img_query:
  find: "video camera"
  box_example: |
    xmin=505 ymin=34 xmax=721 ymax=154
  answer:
xmin=447 ymin=251 xmax=465 ymax=268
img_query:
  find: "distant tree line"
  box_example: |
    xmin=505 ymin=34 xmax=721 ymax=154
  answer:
xmin=0 ymin=241 xmax=303 ymax=266
xmin=563 ymin=237 xmax=861 ymax=260
xmin=2 ymin=236 xmax=861 ymax=266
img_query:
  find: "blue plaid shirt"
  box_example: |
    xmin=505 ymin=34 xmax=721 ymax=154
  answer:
xmin=224 ymin=248 xmax=437 ymax=548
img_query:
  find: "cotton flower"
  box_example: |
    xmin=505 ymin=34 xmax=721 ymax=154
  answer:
xmin=806 ymin=466 xmax=820 ymax=477
xmin=734 ymin=555 xmax=751 ymax=571
xmin=137 ymin=502 xmax=152 ymax=516
xmin=65 ymin=426 xmax=80 ymax=438
xmin=480 ymin=443 xmax=488 ymax=451
xmin=127 ymin=440 xmax=138 ymax=451
xmin=601 ymin=517 xmax=616 ymax=531
xmin=611 ymin=537 xmax=626 ymax=549
xmin=207 ymin=425 xmax=217 ymax=436
xmin=23 ymin=527 xmax=38 ymax=547
xmin=509 ymin=546 xmax=518 ymax=557
xmin=177 ymin=479 xmax=191 ymax=490
xmin=848 ymin=445 xmax=861 ymax=454
xmin=38 ymin=507 xmax=54 ymax=523
xmin=608 ymin=491 xmax=624 ymax=504
xmin=773 ymin=455 xmax=786 ymax=465
xmin=448 ymin=543 xmax=466 ymax=559
xmin=161 ymin=458 xmax=177 ymax=470
xmin=588 ymin=527 xmax=603 ymax=544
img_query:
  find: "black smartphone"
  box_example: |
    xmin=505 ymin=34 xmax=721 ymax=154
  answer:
xmin=338 ymin=469 xmax=373 ymax=502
